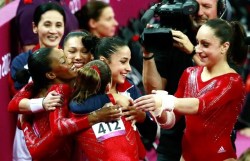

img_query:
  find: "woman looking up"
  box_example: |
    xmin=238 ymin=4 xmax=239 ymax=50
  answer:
xmin=16 ymin=47 xmax=77 ymax=161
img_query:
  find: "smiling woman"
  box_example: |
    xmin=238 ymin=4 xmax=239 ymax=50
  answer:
xmin=134 ymin=18 xmax=248 ymax=161
xmin=8 ymin=2 xmax=67 ymax=161
xmin=9 ymin=47 xmax=77 ymax=161
xmin=33 ymin=10 xmax=64 ymax=48
xmin=32 ymin=3 xmax=65 ymax=48
xmin=11 ymin=2 xmax=66 ymax=91
xmin=63 ymin=31 xmax=93 ymax=69
xmin=8 ymin=31 xmax=134 ymax=161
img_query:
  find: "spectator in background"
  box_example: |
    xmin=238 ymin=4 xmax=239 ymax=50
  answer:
xmin=15 ymin=0 xmax=78 ymax=52
xmin=11 ymin=2 xmax=66 ymax=94
xmin=75 ymin=0 xmax=118 ymax=38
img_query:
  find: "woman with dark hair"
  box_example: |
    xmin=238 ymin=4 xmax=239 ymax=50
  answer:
xmin=63 ymin=30 xmax=94 ymax=69
xmin=134 ymin=18 xmax=248 ymax=161
xmin=11 ymin=1 xmax=66 ymax=94
xmin=75 ymin=0 xmax=147 ymax=123
xmin=16 ymin=47 xmax=77 ymax=161
xmin=67 ymin=36 xmax=159 ymax=160
xmin=15 ymin=0 xmax=78 ymax=52
xmin=12 ymin=47 xmax=122 ymax=161
xmin=9 ymin=2 xmax=67 ymax=161
xmin=8 ymin=31 xmax=123 ymax=160
xmin=69 ymin=59 xmax=146 ymax=161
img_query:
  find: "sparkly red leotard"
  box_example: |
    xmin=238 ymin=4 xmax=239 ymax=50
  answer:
xmin=175 ymin=66 xmax=245 ymax=161
xmin=9 ymin=81 xmax=146 ymax=161
xmin=8 ymin=83 xmax=91 ymax=161
xmin=70 ymin=79 xmax=146 ymax=161
xmin=75 ymin=117 xmax=145 ymax=161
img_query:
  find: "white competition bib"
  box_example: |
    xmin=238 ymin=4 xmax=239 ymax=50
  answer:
xmin=92 ymin=119 xmax=126 ymax=142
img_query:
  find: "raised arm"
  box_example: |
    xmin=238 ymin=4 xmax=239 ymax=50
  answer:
xmin=17 ymin=84 xmax=90 ymax=160
xmin=171 ymin=29 xmax=204 ymax=66
xmin=142 ymin=50 xmax=167 ymax=94
xmin=8 ymin=83 xmax=34 ymax=113
xmin=49 ymin=84 xmax=91 ymax=136
xmin=8 ymin=82 xmax=62 ymax=114
xmin=50 ymin=85 xmax=122 ymax=136
xmin=69 ymin=94 xmax=111 ymax=114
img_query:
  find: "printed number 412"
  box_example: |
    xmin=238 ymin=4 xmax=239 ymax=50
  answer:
xmin=98 ymin=121 xmax=122 ymax=134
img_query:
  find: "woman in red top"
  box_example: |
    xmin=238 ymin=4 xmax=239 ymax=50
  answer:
xmin=8 ymin=31 xmax=123 ymax=161
xmin=11 ymin=46 xmax=123 ymax=161
xmin=134 ymin=18 xmax=248 ymax=161
xmin=16 ymin=47 xmax=77 ymax=161
xmin=69 ymin=37 xmax=147 ymax=161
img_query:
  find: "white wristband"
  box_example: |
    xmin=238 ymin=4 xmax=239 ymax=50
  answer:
xmin=159 ymin=111 xmax=176 ymax=129
xmin=161 ymin=95 xmax=176 ymax=111
xmin=30 ymin=98 xmax=45 ymax=113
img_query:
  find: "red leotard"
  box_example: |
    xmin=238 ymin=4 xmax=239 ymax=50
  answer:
xmin=9 ymin=83 xmax=91 ymax=161
xmin=175 ymin=66 xmax=245 ymax=161
xmin=76 ymin=117 xmax=145 ymax=161
xmin=72 ymin=79 xmax=146 ymax=161
xmin=9 ymin=81 xmax=146 ymax=161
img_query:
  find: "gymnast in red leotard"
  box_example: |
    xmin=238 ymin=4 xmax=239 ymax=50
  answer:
xmin=8 ymin=47 xmax=122 ymax=161
xmin=9 ymin=33 xmax=150 ymax=161
xmin=69 ymin=59 xmax=146 ymax=161
xmin=135 ymin=18 xmax=248 ymax=161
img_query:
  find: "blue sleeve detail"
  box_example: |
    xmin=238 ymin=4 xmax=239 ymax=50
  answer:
xmin=127 ymin=79 xmax=142 ymax=100
xmin=10 ymin=51 xmax=32 ymax=90
xmin=69 ymin=94 xmax=110 ymax=114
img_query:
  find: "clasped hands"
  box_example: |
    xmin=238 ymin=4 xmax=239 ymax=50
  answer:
xmin=42 ymin=89 xmax=176 ymax=122
xmin=134 ymin=90 xmax=176 ymax=117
